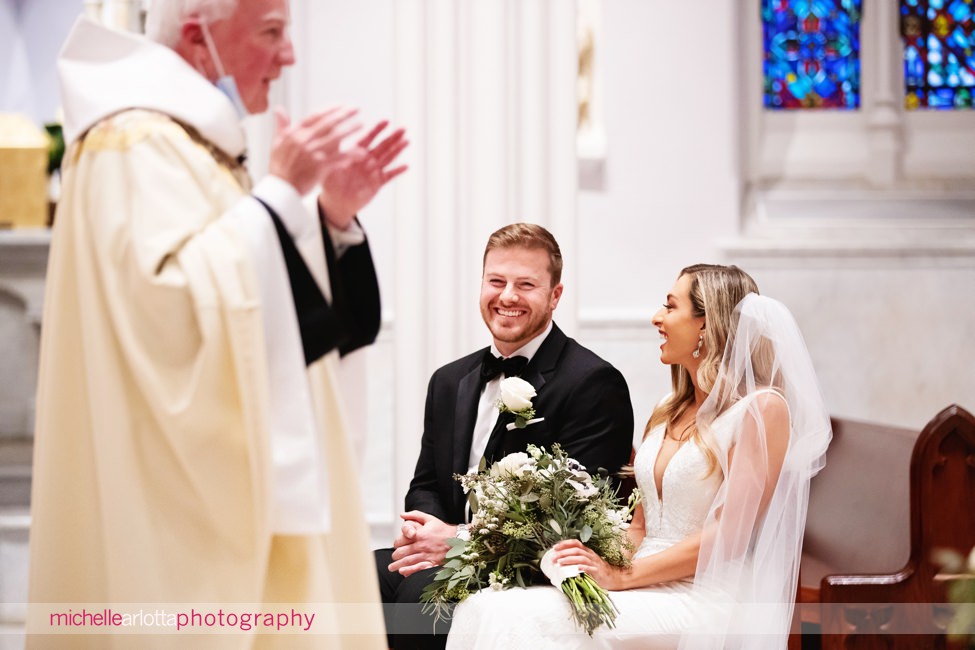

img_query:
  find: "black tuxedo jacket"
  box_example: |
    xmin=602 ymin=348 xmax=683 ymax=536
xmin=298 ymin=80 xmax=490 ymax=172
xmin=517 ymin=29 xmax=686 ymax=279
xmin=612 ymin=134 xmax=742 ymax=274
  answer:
xmin=405 ymin=323 xmax=633 ymax=524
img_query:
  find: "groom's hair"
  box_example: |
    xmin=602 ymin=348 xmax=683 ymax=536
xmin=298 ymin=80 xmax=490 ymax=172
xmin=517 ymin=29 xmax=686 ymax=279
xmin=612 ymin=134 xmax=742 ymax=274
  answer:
xmin=483 ymin=223 xmax=563 ymax=287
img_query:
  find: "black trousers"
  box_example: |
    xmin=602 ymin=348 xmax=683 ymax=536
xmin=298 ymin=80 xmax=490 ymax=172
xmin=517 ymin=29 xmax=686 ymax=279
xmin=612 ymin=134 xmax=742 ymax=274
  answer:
xmin=374 ymin=547 xmax=451 ymax=650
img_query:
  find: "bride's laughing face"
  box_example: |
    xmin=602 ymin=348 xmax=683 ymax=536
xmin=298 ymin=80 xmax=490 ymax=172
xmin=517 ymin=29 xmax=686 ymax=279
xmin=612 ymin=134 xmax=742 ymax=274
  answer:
xmin=651 ymin=273 xmax=706 ymax=369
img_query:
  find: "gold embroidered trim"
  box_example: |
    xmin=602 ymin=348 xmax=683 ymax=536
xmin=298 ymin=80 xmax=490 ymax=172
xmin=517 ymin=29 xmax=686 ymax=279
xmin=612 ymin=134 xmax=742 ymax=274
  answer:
xmin=68 ymin=110 xmax=251 ymax=191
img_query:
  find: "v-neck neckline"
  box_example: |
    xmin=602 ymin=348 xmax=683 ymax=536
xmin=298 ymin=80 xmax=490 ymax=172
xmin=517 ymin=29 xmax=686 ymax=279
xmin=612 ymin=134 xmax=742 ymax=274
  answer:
xmin=650 ymin=429 xmax=690 ymax=504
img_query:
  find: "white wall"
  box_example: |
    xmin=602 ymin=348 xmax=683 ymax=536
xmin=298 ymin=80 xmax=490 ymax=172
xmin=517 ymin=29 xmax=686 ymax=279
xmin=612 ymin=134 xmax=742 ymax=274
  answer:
xmin=286 ymin=0 xmax=398 ymax=294
xmin=576 ymin=1 xmax=742 ymax=433
xmin=579 ymin=1 xmax=740 ymax=315
xmin=0 ymin=0 xmax=81 ymax=126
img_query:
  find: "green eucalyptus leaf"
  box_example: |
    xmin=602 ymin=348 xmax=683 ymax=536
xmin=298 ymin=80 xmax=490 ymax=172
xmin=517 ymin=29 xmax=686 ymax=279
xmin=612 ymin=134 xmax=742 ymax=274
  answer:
xmin=580 ymin=525 xmax=593 ymax=543
xmin=446 ymin=545 xmax=467 ymax=559
xmin=434 ymin=568 xmax=454 ymax=581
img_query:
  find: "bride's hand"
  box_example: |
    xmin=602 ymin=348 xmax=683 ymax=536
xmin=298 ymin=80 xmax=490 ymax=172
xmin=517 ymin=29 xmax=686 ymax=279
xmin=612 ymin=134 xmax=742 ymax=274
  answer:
xmin=550 ymin=539 xmax=626 ymax=591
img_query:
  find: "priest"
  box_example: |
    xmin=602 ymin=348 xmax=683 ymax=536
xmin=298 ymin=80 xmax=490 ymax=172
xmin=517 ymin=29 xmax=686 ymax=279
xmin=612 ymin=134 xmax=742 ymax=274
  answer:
xmin=27 ymin=0 xmax=406 ymax=647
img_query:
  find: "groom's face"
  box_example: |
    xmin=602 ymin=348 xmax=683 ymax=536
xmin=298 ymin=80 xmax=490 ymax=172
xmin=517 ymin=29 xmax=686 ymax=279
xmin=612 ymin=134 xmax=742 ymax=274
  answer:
xmin=480 ymin=246 xmax=563 ymax=357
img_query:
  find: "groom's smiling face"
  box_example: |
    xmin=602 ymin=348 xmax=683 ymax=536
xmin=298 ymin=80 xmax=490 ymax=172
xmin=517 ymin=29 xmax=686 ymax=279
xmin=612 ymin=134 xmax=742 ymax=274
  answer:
xmin=480 ymin=246 xmax=563 ymax=357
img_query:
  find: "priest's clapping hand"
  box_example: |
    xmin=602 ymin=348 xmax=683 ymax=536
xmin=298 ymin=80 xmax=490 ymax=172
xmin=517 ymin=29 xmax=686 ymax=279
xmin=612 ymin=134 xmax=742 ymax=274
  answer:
xmin=317 ymin=120 xmax=409 ymax=231
xmin=268 ymin=106 xmax=362 ymax=196
xmin=387 ymin=511 xmax=456 ymax=577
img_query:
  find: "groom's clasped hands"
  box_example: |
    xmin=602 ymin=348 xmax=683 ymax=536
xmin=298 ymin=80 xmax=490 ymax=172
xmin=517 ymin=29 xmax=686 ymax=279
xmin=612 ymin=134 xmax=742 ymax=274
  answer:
xmin=388 ymin=511 xmax=456 ymax=577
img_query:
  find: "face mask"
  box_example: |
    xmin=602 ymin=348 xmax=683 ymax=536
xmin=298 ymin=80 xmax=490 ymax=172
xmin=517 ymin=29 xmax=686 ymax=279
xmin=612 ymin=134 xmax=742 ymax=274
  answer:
xmin=200 ymin=22 xmax=248 ymax=117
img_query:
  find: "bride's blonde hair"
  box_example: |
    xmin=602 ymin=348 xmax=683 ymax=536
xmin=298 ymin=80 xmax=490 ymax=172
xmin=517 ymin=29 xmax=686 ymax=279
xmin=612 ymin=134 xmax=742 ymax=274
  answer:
xmin=645 ymin=264 xmax=759 ymax=474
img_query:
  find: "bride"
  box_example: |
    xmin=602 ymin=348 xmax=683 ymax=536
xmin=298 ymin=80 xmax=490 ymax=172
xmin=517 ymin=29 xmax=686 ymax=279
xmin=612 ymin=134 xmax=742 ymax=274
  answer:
xmin=446 ymin=264 xmax=832 ymax=649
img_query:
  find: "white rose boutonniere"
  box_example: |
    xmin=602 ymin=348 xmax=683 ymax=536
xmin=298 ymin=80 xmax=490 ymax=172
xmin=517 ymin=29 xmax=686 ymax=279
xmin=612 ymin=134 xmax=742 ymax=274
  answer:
xmin=498 ymin=377 xmax=545 ymax=431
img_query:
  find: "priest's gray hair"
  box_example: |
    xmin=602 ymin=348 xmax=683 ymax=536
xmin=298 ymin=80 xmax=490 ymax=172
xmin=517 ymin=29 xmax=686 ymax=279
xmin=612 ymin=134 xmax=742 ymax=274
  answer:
xmin=145 ymin=0 xmax=240 ymax=47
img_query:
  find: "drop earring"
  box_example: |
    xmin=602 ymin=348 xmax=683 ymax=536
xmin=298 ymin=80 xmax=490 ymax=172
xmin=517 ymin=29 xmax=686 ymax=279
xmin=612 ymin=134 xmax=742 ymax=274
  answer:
xmin=692 ymin=333 xmax=704 ymax=359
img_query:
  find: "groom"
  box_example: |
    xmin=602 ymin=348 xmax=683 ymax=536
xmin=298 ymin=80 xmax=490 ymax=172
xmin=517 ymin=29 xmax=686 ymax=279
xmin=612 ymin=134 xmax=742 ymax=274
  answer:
xmin=375 ymin=223 xmax=633 ymax=649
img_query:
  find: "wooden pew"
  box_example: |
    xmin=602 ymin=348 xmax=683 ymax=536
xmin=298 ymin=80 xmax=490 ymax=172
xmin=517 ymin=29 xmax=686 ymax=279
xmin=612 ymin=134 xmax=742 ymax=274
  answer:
xmin=797 ymin=405 xmax=975 ymax=649
xmin=789 ymin=414 xmax=919 ymax=648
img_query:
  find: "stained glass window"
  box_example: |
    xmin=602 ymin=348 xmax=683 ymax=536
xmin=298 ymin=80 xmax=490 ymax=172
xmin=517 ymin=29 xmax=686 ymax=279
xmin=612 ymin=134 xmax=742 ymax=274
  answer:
xmin=763 ymin=0 xmax=862 ymax=109
xmin=902 ymin=0 xmax=975 ymax=109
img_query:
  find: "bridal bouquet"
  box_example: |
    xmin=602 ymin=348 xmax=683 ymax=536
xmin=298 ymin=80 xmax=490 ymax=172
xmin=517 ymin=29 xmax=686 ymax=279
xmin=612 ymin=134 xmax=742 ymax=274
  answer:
xmin=420 ymin=444 xmax=638 ymax=636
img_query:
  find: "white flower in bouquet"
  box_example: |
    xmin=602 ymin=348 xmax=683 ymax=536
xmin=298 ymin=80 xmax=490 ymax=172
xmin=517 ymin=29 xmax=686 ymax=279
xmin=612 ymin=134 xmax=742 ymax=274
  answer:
xmin=488 ymin=571 xmax=509 ymax=591
xmin=566 ymin=464 xmax=598 ymax=499
xmin=489 ymin=451 xmax=535 ymax=478
xmin=606 ymin=507 xmax=631 ymax=531
xmin=567 ymin=478 xmax=599 ymax=499
xmin=460 ymin=471 xmax=479 ymax=494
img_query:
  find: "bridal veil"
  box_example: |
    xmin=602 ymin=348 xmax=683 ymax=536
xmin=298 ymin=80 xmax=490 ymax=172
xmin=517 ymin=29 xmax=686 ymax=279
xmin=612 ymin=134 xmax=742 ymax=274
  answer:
xmin=683 ymin=293 xmax=832 ymax=649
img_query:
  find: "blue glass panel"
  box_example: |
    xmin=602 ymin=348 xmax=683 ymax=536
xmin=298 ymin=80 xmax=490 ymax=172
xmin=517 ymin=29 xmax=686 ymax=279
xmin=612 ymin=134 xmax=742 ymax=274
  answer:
xmin=763 ymin=0 xmax=862 ymax=109
xmin=902 ymin=0 xmax=975 ymax=109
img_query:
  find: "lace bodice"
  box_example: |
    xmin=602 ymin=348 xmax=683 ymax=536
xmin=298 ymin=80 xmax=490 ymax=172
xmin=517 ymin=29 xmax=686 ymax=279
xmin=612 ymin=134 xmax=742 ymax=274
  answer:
xmin=632 ymin=398 xmax=750 ymax=559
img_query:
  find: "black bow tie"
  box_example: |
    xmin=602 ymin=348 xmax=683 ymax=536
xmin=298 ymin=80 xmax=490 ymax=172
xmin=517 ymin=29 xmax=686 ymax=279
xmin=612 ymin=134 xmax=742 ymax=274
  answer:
xmin=480 ymin=352 xmax=529 ymax=384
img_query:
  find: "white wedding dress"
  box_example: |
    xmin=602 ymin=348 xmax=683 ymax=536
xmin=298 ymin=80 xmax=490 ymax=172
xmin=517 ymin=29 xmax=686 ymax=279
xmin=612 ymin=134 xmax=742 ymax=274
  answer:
xmin=445 ymin=396 xmax=757 ymax=650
